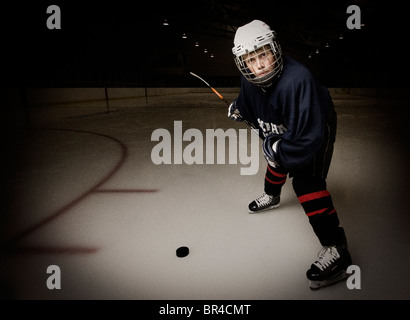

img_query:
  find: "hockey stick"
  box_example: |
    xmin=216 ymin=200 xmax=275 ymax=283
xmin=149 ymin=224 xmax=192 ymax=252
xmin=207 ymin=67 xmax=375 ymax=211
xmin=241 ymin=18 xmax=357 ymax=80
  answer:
xmin=189 ymin=72 xmax=258 ymax=134
xmin=190 ymin=72 xmax=231 ymax=106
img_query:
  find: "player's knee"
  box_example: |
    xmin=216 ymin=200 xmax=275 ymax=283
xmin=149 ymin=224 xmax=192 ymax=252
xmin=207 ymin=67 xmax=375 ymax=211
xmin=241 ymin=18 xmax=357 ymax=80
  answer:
xmin=292 ymin=176 xmax=327 ymax=197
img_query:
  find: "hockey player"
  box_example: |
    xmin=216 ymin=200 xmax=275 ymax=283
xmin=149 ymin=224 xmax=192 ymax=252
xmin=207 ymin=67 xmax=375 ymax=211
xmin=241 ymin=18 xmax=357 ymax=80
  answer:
xmin=228 ymin=20 xmax=352 ymax=290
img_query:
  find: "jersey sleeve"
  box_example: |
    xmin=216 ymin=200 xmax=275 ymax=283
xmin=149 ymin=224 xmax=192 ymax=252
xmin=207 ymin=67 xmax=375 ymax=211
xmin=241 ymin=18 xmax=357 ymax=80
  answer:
xmin=275 ymin=69 xmax=327 ymax=169
xmin=234 ymin=76 xmax=252 ymax=120
xmin=233 ymin=76 xmax=263 ymax=136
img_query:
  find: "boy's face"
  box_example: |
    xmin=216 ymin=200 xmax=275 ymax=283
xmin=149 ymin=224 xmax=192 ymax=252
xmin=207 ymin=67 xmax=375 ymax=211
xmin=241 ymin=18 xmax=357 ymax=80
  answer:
xmin=243 ymin=45 xmax=275 ymax=78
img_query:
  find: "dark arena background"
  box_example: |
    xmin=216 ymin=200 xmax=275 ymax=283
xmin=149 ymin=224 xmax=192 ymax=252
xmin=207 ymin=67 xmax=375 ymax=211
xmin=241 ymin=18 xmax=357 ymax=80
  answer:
xmin=2 ymin=0 xmax=408 ymax=88
xmin=1 ymin=0 xmax=409 ymax=312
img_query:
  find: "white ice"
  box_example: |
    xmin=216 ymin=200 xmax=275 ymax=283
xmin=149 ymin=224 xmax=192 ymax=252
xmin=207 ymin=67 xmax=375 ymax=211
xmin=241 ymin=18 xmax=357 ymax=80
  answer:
xmin=1 ymin=89 xmax=409 ymax=300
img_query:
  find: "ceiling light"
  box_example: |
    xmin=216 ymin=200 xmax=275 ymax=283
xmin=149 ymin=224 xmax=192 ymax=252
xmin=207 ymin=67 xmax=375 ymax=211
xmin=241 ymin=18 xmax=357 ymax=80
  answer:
xmin=163 ymin=19 xmax=169 ymax=26
xmin=182 ymin=33 xmax=187 ymax=39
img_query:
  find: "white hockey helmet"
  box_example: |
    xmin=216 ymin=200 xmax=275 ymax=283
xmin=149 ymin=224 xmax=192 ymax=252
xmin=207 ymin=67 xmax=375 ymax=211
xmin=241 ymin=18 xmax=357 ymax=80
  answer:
xmin=232 ymin=20 xmax=283 ymax=87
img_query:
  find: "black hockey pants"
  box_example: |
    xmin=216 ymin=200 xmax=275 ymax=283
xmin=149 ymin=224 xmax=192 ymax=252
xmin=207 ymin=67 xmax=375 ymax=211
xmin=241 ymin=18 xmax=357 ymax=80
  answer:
xmin=264 ymin=106 xmax=346 ymax=246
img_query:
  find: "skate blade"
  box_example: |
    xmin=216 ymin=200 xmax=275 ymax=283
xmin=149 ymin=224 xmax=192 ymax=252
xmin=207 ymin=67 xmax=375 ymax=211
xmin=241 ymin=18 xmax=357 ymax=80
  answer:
xmin=309 ymin=271 xmax=348 ymax=291
xmin=248 ymin=203 xmax=280 ymax=214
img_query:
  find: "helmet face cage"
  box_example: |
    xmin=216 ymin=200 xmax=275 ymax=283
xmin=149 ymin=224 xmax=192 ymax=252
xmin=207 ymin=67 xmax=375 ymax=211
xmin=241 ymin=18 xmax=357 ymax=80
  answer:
xmin=234 ymin=41 xmax=283 ymax=87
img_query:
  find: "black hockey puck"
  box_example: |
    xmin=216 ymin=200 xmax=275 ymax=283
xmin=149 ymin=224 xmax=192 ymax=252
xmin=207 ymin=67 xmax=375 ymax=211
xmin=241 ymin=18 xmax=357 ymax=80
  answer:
xmin=176 ymin=246 xmax=189 ymax=258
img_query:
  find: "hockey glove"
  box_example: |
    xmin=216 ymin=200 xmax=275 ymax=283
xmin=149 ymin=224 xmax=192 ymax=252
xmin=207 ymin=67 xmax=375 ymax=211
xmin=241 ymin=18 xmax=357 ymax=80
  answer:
xmin=262 ymin=133 xmax=282 ymax=168
xmin=227 ymin=101 xmax=243 ymax=122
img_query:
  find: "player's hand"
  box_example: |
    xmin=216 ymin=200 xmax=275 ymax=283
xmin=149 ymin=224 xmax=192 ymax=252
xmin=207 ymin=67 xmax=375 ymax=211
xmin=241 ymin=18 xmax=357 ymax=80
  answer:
xmin=263 ymin=133 xmax=281 ymax=167
xmin=227 ymin=101 xmax=243 ymax=122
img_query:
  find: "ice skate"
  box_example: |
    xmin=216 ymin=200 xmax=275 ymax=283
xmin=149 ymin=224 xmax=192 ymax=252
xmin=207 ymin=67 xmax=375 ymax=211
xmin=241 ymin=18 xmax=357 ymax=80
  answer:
xmin=248 ymin=192 xmax=280 ymax=213
xmin=306 ymin=243 xmax=352 ymax=290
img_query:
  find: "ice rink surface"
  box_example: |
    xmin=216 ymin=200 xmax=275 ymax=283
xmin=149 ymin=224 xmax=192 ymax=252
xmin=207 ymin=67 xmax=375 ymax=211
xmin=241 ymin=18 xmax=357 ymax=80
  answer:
xmin=1 ymin=90 xmax=409 ymax=300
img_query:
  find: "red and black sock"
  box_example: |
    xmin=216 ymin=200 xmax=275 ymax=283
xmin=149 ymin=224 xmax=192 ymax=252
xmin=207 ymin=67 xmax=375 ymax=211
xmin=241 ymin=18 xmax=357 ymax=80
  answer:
xmin=292 ymin=176 xmax=343 ymax=246
xmin=264 ymin=164 xmax=287 ymax=196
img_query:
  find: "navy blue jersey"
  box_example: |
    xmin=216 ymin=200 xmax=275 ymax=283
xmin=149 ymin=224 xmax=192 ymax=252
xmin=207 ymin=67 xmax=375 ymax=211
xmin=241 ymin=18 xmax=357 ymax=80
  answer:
xmin=235 ymin=56 xmax=334 ymax=169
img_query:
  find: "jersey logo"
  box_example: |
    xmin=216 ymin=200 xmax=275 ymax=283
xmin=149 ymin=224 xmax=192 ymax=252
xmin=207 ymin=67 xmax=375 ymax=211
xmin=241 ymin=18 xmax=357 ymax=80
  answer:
xmin=257 ymin=118 xmax=287 ymax=137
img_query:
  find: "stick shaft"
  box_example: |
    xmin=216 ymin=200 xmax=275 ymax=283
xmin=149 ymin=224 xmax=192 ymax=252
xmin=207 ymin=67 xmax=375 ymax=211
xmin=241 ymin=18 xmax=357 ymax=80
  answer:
xmin=190 ymin=72 xmax=259 ymax=134
xmin=189 ymin=72 xmax=210 ymax=87
xmin=190 ymin=72 xmax=230 ymax=107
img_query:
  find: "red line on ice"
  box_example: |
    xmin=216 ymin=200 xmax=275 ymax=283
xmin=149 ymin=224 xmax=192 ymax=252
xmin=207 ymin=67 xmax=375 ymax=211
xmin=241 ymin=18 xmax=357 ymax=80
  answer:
xmin=2 ymin=128 xmax=157 ymax=254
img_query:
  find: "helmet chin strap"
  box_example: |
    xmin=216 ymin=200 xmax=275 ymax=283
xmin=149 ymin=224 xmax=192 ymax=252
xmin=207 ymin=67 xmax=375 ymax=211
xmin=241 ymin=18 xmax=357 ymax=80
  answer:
xmin=260 ymin=81 xmax=273 ymax=92
xmin=260 ymin=67 xmax=283 ymax=89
